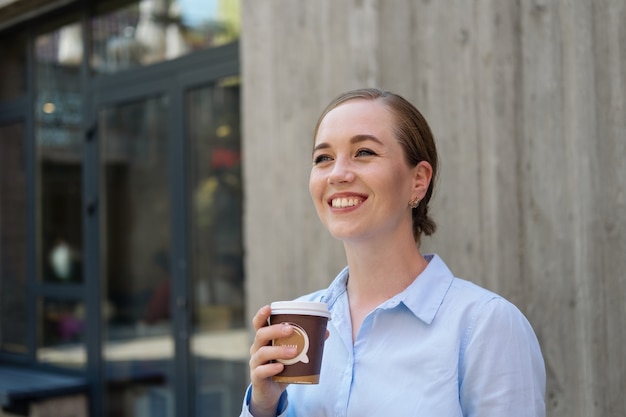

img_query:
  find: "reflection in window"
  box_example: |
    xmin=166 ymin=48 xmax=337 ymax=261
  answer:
xmin=0 ymin=123 xmax=28 ymax=354
xmin=38 ymin=298 xmax=86 ymax=369
xmin=0 ymin=31 xmax=27 ymax=101
xmin=91 ymin=0 xmax=241 ymax=74
xmin=101 ymin=96 xmax=171 ymax=339
xmin=100 ymin=95 xmax=174 ymax=417
xmin=189 ymin=78 xmax=243 ymax=329
xmin=35 ymin=21 xmax=84 ymax=284
xmin=188 ymin=77 xmax=247 ymax=416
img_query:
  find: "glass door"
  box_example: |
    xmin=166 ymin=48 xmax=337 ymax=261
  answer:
xmin=33 ymin=19 xmax=88 ymax=370
xmin=0 ymin=121 xmax=28 ymax=356
xmin=187 ymin=78 xmax=247 ymax=416
xmin=93 ymin=44 xmax=242 ymax=417
xmin=99 ymin=94 xmax=175 ymax=417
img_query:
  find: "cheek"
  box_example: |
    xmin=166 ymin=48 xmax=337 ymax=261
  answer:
xmin=309 ymin=171 xmax=322 ymax=199
xmin=381 ymin=167 xmax=412 ymax=201
xmin=309 ymin=172 xmax=329 ymax=215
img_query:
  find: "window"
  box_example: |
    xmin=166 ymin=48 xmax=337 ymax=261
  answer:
xmin=0 ymin=30 xmax=26 ymax=102
xmin=35 ymin=20 xmax=85 ymax=285
xmin=91 ymin=0 xmax=240 ymax=74
xmin=188 ymin=78 xmax=247 ymax=416
xmin=0 ymin=122 xmax=28 ymax=355
xmin=99 ymin=95 xmax=175 ymax=416
xmin=38 ymin=298 xmax=86 ymax=367
xmin=0 ymin=1 xmax=242 ymax=415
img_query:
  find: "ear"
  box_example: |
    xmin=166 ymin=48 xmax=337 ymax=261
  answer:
xmin=411 ymin=161 xmax=433 ymax=200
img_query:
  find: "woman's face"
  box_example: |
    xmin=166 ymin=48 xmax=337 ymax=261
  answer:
xmin=309 ymin=99 xmax=420 ymax=243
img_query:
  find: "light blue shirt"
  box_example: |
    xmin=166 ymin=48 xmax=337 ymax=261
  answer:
xmin=241 ymin=254 xmax=546 ymax=416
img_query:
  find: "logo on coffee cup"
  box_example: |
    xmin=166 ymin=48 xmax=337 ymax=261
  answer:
xmin=274 ymin=323 xmax=310 ymax=365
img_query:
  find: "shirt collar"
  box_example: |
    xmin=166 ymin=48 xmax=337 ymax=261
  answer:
xmin=320 ymin=253 xmax=454 ymax=325
xmin=395 ymin=253 xmax=454 ymax=324
xmin=320 ymin=266 xmax=349 ymax=308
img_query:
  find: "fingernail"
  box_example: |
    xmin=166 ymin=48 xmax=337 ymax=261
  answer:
xmin=282 ymin=324 xmax=292 ymax=334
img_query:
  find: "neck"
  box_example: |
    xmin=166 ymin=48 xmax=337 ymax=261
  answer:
xmin=343 ymin=234 xmax=428 ymax=343
xmin=343 ymin=235 xmax=428 ymax=307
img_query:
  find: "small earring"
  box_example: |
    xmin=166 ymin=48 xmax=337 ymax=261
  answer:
xmin=408 ymin=197 xmax=420 ymax=209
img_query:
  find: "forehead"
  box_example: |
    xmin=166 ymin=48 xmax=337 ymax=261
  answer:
xmin=315 ymin=99 xmax=395 ymax=143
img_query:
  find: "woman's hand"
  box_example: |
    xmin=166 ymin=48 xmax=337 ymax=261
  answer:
xmin=248 ymin=305 xmax=298 ymax=417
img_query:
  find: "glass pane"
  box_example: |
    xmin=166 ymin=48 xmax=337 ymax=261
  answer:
xmin=188 ymin=78 xmax=246 ymax=416
xmin=37 ymin=298 xmax=86 ymax=369
xmin=91 ymin=0 xmax=241 ymax=74
xmin=0 ymin=31 xmax=27 ymax=101
xmin=0 ymin=122 xmax=28 ymax=354
xmin=100 ymin=95 xmax=174 ymax=417
xmin=35 ymin=22 xmax=84 ymax=284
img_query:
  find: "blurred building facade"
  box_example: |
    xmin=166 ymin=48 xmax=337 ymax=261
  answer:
xmin=0 ymin=1 xmax=244 ymax=416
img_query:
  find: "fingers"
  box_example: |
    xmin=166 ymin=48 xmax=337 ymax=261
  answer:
xmin=249 ymin=305 xmax=282 ymax=355
xmin=247 ymin=304 xmax=333 ymax=414
xmin=250 ymin=343 xmax=297 ymax=388
xmin=249 ymin=306 xmax=299 ymax=381
xmin=250 ymin=322 xmax=296 ymax=362
xmin=252 ymin=305 xmax=272 ymax=331
xmin=247 ymin=305 xmax=299 ymax=415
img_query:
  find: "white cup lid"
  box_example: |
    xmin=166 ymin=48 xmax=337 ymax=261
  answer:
xmin=270 ymin=301 xmax=331 ymax=319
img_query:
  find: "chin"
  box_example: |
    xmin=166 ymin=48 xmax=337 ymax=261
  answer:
xmin=327 ymin=227 xmax=363 ymax=242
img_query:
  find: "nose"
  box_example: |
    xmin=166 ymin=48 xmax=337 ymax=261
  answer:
xmin=327 ymin=156 xmax=355 ymax=184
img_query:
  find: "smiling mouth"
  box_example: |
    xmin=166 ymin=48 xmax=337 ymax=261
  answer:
xmin=331 ymin=197 xmax=363 ymax=208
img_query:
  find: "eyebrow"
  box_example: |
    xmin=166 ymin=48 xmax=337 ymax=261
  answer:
xmin=312 ymin=134 xmax=384 ymax=154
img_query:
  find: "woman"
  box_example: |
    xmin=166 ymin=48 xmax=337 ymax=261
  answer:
xmin=241 ymin=88 xmax=546 ymax=416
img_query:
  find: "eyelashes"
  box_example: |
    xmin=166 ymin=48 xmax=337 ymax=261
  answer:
xmin=355 ymin=148 xmax=377 ymax=157
xmin=312 ymin=148 xmax=378 ymax=165
xmin=313 ymin=154 xmax=332 ymax=164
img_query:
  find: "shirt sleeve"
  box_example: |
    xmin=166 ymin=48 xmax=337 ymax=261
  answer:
xmin=239 ymin=385 xmax=289 ymax=417
xmin=459 ymin=297 xmax=546 ymax=417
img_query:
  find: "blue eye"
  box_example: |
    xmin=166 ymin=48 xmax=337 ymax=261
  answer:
xmin=356 ymin=148 xmax=377 ymax=157
xmin=313 ymin=154 xmax=332 ymax=164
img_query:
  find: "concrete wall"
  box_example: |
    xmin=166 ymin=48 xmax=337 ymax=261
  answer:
xmin=241 ymin=1 xmax=625 ymax=416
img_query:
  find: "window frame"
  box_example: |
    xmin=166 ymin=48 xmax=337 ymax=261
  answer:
xmin=0 ymin=2 xmax=241 ymax=416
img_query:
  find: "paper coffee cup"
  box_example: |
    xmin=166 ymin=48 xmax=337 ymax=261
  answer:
xmin=269 ymin=301 xmax=331 ymax=384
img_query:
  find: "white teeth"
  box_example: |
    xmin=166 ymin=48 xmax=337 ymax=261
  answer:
xmin=331 ymin=198 xmax=361 ymax=208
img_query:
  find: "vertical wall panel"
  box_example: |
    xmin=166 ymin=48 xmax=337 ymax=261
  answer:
xmin=592 ymin=0 xmax=626 ymax=414
xmin=241 ymin=1 xmax=626 ymax=415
